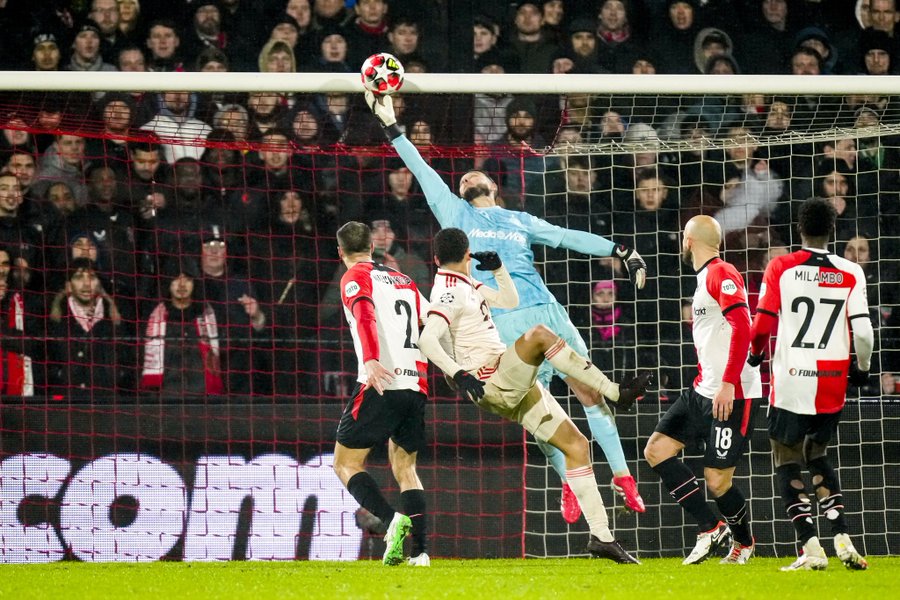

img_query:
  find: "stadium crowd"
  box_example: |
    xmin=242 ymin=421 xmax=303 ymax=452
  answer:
xmin=0 ymin=0 xmax=898 ymax=399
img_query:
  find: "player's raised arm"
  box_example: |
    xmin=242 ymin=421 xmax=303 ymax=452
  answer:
xmin=365 ymin=90 xmax=462 ymax=225
xmin=528 ymin=214 xmax=648 ymax=289
xmin=471 ymin=252 xmax=518 ymax=309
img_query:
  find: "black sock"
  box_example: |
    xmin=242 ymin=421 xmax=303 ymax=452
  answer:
xmin=776 ymin=464 xmax=817 ymax=546
xmin=347 ymin=471 xmax=395 ymax=526
xmin=715 ymin=485 xmax=752 ymax=546
xmin=808 ymin=456 xmax=848 ymax=536
xmin=401 ymin=489 xmax=428 ymax=556
xmin=652 ymin=457 xmax=718 ymax=532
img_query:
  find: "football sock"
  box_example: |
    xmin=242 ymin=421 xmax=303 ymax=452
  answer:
xmin=807 ymin=456 xmax=848 ymax=536
xmin=346 ymin=471 xmax=395 ymax=526
xmin=536 ymin=438 xmax=569 ymax=481
xmin=715 ymin=485 xmax=753 ymax=546
xmin=776 ymin=463 xmax=817 ymax=545
xmin=565 ymin=465 xmax=613 ymax=542
xmin=583 ymin=403 xmax=628 ymax=474
xmin=400 ymin=489 xmax=428 ymax=556
xmin=652 ymin=457 xmax=718 ymax=532
xmin=544 ymin=339 xmax=618 ymax=401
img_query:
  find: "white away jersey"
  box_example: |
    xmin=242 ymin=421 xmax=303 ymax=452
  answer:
xmin=756 ymin=248 xmax=870 ymax=414
xmin=692 ymin=258 xmax=762 ymax=399
xmin=341 ymin=261 xmax=429 ymax=393
xmin=427 ymin=269 xmax=508 ymax=378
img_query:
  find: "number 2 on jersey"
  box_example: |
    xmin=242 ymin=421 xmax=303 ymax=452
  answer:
xmin=394 ymin=299 xmax=417 ymax=348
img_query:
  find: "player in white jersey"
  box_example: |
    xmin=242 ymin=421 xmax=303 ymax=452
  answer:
xmin=418 ymin=228 xmax=649 ymax=564
xmin=749 ymin=198 xmax=873 ymax=571
xmin=331 ymin=222 xmax=431 ymax=567
xmin=644 ymin=216 xmax=762 ymax=565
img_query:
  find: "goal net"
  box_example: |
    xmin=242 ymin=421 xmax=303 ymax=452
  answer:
xmin=0 ymin=72 xmax=897 ymax=561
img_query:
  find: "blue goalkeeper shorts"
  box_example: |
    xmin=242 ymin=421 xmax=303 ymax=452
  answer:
xmin=492 ymin=302 xmax=589 ymax=388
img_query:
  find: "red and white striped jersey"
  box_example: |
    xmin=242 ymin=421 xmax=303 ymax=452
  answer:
xmin=692 ymin=258 xmax=762 ymax=400
xmin=756 ymin=248 xmax=870 ymax=414
xmin=341 ymin=261 xmax=429 ymax=393
xmin=427 ymin=269 xmax=508 ymax=378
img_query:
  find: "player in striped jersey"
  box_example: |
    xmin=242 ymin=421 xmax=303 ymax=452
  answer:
xmin=749 ymin=198 xmax=873 ymax=571
xmin=331 ymin=222 xmax=431 ymax=567
xmin=366 ymin=90 xmax=649 ymax=521
xmin=644 ymin=216 xmax=762 ymax=565
xmin=418 ymin=228 xmax=649 ymax=563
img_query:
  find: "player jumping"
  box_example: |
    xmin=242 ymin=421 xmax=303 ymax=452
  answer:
xmin=644 ymin=215 xmax=761 ymax=565
xmin=417 ymin=227 xmax=648 ymax=563
xmin=366 ymin=90 xmax=649 ymax=521
xmin=749 ymin=198 xmax=873 ymax=571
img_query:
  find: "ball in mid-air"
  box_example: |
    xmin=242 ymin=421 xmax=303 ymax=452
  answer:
xmin=360 ymin=52 xmax=405 ymax=96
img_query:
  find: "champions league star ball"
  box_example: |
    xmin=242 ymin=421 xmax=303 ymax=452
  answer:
xmin=360 ymin=52 xmax=405 ymax=96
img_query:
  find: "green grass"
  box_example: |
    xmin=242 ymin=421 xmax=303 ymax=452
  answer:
xmin=2 ymin=557 xmax=898 ymax=599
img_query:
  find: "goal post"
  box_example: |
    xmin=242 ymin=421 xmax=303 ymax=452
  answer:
xmin=0 ymin=71 xmax=897 ymax=561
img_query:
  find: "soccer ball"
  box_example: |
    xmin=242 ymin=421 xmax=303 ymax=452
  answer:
xmin=360 ymin=52 xmax=405 ymax=96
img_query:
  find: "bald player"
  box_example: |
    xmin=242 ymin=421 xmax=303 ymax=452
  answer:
xmin=644 ymin=216 xmax=762 ymax=565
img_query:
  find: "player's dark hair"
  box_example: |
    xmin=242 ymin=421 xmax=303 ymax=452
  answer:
xmin=798 ymin=197 xmax=836 ymax=240
xmin=337 ymin=221 xmax=371 ymax=255
xmin=434 ymin=228 xmax=469 ymax=265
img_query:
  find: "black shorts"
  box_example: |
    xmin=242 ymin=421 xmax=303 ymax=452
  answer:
xmin=335 ymin=384 xmax=427 ymax=454
xmin=654 ymin=388 xmax=759 ymax=469
xmin=767 ymin=406 xmax=842 ymax=447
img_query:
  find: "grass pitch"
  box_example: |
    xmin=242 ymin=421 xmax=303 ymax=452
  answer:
xmin=2 ymin=557 xmax=897 ymax=599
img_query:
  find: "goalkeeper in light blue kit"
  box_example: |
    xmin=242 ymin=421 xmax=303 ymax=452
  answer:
xmin=365 ymin=91 xmax=650 ymax=519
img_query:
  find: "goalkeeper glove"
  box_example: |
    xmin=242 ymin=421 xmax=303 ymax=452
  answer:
xmin=364 ymin=90 xmax=402 ymax=140
xmin=747 ymin=352 xmax=764 ymax=367
xmin=453 ymin=370 xmax=486 ymax=402
xmin=848 ymin=360 xmax=870 ymax=387
xmin=471 ymin=251 xmax=502 ymax=271
xmin=614 ymin=245 xmax=647 ymax=289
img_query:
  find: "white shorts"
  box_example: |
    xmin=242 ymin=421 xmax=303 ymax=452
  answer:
xmin=475 ymin=348 xmax=569 ymax=443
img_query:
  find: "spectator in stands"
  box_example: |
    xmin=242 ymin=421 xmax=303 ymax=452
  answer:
xmin=141 ymin=257 xmax=224 ymax=396
xmin=692 ymin=27 xmax=733 ymax=74
xmin=90 ymin=0 xmax=126 ymax=64
xmin=473 ymin=52 xmax=514 ymax=146
xmin=31 ymin=32 xmax=62 ymax=72
xmin=371 ymin=218 xmax=431 ymax=296
xmin=116 ymin=0 xmax=142 ymax=41
xmin=541 ymin=0 xmax=566 ymax=45
xmin=789 ymin=45 xmax=822 ymax=75
xmin=595 ymin=0 xmax=640 ymax=73
xmin=4 ymin=151 xmax=38 ymax=204
xmin=117 ymin=44 xmax=147 ymax=71
xmin=250 ymin=188 xmax=325 ymax=396
xmin=509 ymin=0 xmax=557 ymax=74
xmin=312 ymin=25 xmax=352 ymax=72
xmin=66 ymin=19 xmax=117 ymax=72
xmin=814 ymin=164 xmax=868 ymax=243
xmin=859 ymin=28 xmax=896 ymax=74
xmin=196 ymin=225 xmax=267 ymax=395
xmin=267 ymin=14 xmax=316 ymax=73
xmin=290 ymin=106 xmax=324 ymax=147
xmin=652 ymin=0 xmax=703 ymax=75
xmin=492 ymin=96 xmax=555 ymax=207
xmin=842 ymin=234 xmax=886 ymax=322
xmin=44 ymin=182 xmax=78 ymax=225
xmin=344 ymin=0 xmax=390 ymax=69
xmin=0 ymin=245 xmax=37 ymax=396
xmin=565 ymin=17 xmax=602 ymax=72
xmin=140 ymin=91 xmax=213 ymax=163
xmin=145 ymin=19 xmax=184 ymax=72
xmin=258 ymin=39 xmax=296 ymax=74
xmin=180 ymin=1 xmax=228 ymax=67
xmin=246 ymin=92 xmax=289 ymax=139
xmin=589 ymin=277 xmax=636 ymax=377
xmin=473 ymin=14 xmax=504 ymax=67
xmin=737 ymin=0 xmax=799 ymax=75
xmin=212 ymin=103 xmax=250 ymax=142
xmin=200 ymin=128 xmax=245 ymax=207
xmin=795 ymin=26 xmax=844 ymax=74
xmin=85 ymin=93 xmax=136 ymax=168
xmin=387 ymin=16 xmax=422 ymax=66
xmin=313 ymin=0 xmax=353 ymax=30
xmin=45 ymin=257 xmax=133 ymax=397
xmin=33 ymin=134 xmax=90 ymax=206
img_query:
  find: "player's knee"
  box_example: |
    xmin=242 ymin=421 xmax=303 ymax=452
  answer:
xmin=643 ymin=435 xmax=672 ymax=466
xmin=704 ymin=469 xmax=731 ymax=497
xmin=523 ymin=324 xmax=556 ymax=349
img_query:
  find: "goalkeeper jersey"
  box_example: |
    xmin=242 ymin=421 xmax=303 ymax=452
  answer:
xmin=393 ymin=135 xmax=616 ymax=317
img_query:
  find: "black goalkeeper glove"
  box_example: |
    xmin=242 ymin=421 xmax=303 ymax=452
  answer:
xmin=364 ymin=90 xmax=402 ymax=141
xmin=453 ymin=370 xmax=486 ymax=402
xmin=614 ymin=244 xmax=647 ymax=289
xmin=747 ymin=352 xmax=764 ymax=367
xmin=848 ymin=360 xmax=870 ymax=387
xmin=471 ymin=251 xmax=502 ymax=271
